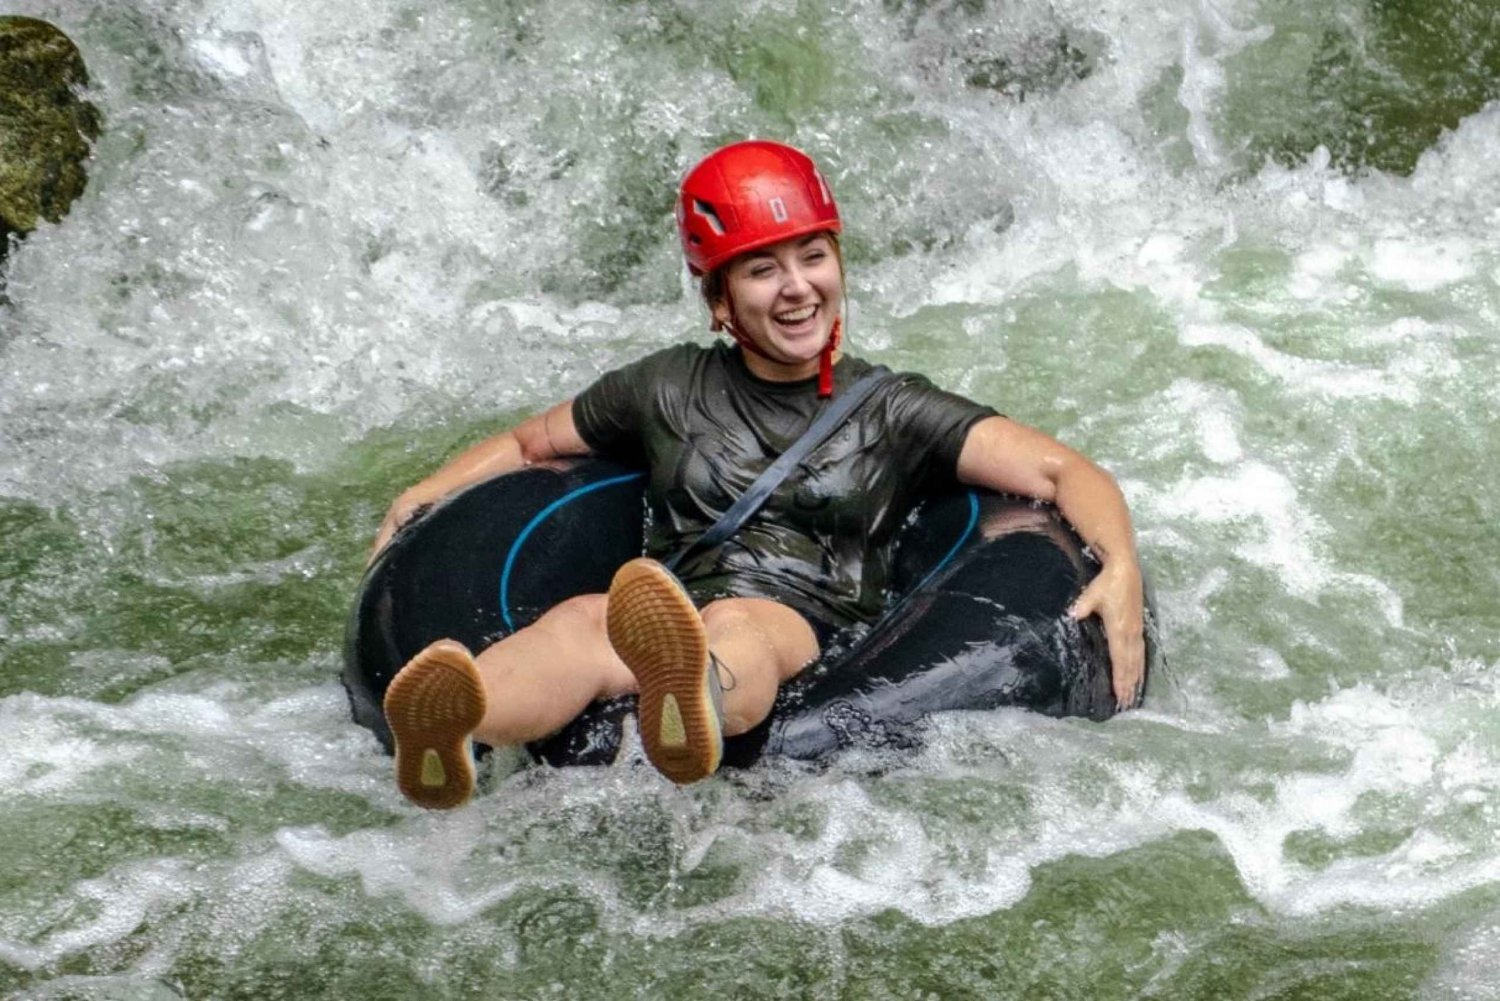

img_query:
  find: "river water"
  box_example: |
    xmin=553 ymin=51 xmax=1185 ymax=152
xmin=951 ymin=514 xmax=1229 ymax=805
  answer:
xmin=2 ymin=1 xmax=1498 ymax=998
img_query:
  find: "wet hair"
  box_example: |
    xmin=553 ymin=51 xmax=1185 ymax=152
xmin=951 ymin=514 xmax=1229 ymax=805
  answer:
xmin=700 ymin=232 xmax=844 ymax=332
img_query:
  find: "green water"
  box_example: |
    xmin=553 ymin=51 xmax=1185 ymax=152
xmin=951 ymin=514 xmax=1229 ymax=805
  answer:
xmin=3 ymin=0 xmax=1500 ymax=997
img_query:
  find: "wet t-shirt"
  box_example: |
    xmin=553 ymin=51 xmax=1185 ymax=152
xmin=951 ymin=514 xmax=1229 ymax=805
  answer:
xmin=572 ymin=342 xmax=998 ymax=629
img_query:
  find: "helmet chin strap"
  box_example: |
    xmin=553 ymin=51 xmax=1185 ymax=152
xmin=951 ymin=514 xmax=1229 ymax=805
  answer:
xmin=817 ymin=316 xmax=841 ymax=399
xmin=717 ymin=286 xmax=843 ymax=399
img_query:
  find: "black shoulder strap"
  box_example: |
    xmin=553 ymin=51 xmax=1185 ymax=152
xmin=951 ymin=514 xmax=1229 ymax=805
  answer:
xmin=665 ymin=366 xmax=893 ymax=573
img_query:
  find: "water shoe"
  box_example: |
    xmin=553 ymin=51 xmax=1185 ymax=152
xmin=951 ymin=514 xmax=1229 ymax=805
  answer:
xmin=606 ymin=558 xmax=724 ymax=784
xmin=383 ymin=638 xmax=487 ymax=809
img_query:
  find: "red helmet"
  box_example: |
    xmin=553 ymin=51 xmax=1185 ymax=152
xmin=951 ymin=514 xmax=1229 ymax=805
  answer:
xmin=676 ymin=140 xmax=841 ymax=275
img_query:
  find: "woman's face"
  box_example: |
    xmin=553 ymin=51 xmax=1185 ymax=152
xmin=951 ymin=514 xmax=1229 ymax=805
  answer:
xmin=715 ymin=233 xmax=843 ymax=377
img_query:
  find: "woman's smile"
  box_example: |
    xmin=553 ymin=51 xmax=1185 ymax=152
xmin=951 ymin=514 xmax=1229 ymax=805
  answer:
xmin=772 ymin=303 xmax=820 ymax=337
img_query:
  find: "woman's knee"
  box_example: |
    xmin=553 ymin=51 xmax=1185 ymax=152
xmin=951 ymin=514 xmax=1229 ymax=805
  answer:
xmin=524 ymin=594 xmax=634 ymax=693
xmin=701 ymin=598 xmax=818 ymax=673
xmin=700 ymin=599 xmax=759 ymax=637
xmin=532 ymin=593 xmax=609 ymax=638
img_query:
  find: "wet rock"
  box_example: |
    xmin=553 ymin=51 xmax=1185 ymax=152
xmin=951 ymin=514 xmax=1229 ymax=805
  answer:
xmin=0 ymin=17 xmax=102 ymax=260
xmin=1222 ymin=0 xmax=1500 ymax=174
xmin=963 ymin=28 xmax=1105 ymax=100
xmin=884 ymin=1 xmax=1105 ymax=100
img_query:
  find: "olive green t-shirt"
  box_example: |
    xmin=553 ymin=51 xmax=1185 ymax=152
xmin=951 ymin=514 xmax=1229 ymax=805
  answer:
xmin=572 ymin=342 xmax=998 ymax=629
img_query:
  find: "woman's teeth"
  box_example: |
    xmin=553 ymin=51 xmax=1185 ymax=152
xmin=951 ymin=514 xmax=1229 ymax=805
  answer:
xmin=775 ymin=305 xmax=817 ymax=324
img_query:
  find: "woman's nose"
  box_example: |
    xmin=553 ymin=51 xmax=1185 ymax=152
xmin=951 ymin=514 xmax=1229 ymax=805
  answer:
xmin=781 ymin=265 xmax=812 ymax=297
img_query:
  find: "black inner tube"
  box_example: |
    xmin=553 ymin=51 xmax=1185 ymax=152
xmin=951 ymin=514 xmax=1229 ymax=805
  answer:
xmin=343 ymin=458 xmax=1146 ymax=769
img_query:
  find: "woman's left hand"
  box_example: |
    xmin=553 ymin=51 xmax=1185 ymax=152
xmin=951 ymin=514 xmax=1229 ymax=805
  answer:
xmin=953 ymin=415 xmax=1147 ymax=709
xmin=1068 ymin=559 xmax=1146 ymax=710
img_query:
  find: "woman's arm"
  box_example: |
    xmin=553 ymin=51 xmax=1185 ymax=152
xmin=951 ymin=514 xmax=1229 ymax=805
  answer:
xmin=369 ymin=400 xmax=591 ymax=561
xmin=955 ymin=416 xmax=1145 ymax=709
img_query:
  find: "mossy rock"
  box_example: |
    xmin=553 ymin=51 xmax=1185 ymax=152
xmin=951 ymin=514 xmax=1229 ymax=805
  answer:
xmin=0 ymin=16 xmax=102 ymax=251
xmin=1222 ymin=0 xmax=1500 ymax=175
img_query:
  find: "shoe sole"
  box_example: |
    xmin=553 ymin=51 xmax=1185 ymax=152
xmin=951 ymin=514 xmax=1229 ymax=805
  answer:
xmin=383 ymin=639 xmax=487 ymax=809
xmin=606 ymin=558 xmax=721 ymax=784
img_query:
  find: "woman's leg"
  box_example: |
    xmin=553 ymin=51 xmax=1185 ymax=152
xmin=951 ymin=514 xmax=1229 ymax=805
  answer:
xmin=386 ymin=566 xmax=822 ymax=806
xmin=470 ymin=593 xmax=635 ymax=746
xmin=383 ymin=593 xmax=632 ymax=809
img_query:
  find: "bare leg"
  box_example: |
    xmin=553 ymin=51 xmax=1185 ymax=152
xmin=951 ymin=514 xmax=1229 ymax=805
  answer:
xmin=469 ymin=593 xmax=635 ymax=746
xmin=432 ymin=592 xmax=816 ymax=746
xmin=385 ymin=569 xmax=821 ymax=804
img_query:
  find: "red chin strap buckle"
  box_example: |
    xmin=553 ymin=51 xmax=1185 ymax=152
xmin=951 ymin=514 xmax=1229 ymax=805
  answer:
xmin=817 ymin=317 xmax=842 ymax=398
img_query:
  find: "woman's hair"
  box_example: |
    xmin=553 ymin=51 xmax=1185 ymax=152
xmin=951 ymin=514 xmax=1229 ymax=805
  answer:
xmin=699 ymin=265 xmax=730 ymax=331
xmin=699 ymin=232 xmax=845 ymax=332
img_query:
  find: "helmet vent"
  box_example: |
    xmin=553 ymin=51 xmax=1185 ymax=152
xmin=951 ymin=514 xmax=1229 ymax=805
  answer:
xmin=814 ymin=169 xmax=833 ymax=206
xmin=692 ymin=199 xmax=726 ymax=235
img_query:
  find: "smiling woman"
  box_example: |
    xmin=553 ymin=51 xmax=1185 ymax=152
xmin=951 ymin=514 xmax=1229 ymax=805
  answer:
xmin=6 ymin=0 xmax=1500 ymax=991
xmin=366 ymin=139 xmax=1145 ymax=809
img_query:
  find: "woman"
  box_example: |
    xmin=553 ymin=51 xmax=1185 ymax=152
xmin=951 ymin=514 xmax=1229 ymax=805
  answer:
xmin=371 ymin=140 xmax=1145 ymax=809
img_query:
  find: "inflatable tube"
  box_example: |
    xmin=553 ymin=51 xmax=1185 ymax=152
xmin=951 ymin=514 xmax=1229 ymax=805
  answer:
xmin=343 ymin=458 xmax=1146 ymax=768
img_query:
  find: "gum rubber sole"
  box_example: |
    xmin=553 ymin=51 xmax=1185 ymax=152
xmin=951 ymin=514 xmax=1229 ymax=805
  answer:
xmin=383 ymin=639 xmax=487 ymax=810
xmin=606 ymin=558 xmax=722 ymax=785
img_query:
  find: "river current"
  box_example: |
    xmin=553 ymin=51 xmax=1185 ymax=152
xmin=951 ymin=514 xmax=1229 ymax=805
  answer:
xmin=3 ymin=1 xmax=1499 ymax=998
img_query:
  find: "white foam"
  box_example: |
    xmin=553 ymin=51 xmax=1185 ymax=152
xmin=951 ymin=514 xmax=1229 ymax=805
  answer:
xmin=190 ymin=33 xmax=266 ymax=81
xmin=1424 ymin=917 xmax=1500 ymax=1000
xmin=0 ymin=698 xmax=142 ymax=796
xmin=1410 ymin=102 xmax=1500 ymax=205
xmin=1368 ymin=237 xmax=1476 ymax=293
xmin=11 ymin=975 xmax=187 ymax=1001
xmin=0 ymin=858 xmax=200 ymax=970
xmin=1151 ymin=460 xmax=1332 ymax=596
xmin=1180 ymin=322 xmax=1418 ymax=401
xmin=0 ymin=3 xmax=1497 ymax=993
xmin=276 ymin=815 xmax=531 ymax=926
xmin=1155 ymin=379 xmax=1246 ymax=463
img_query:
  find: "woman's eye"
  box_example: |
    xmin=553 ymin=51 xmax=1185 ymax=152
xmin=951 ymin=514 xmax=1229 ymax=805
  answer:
xmin=750 ymin=266 xmax=775 ymax=278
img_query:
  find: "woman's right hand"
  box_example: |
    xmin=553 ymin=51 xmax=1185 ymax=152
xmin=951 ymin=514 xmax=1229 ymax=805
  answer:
xmin=369 ymin=489 xmax=438 ymax=566
xmin=364 ymin=401 xmax=587 ymax=567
